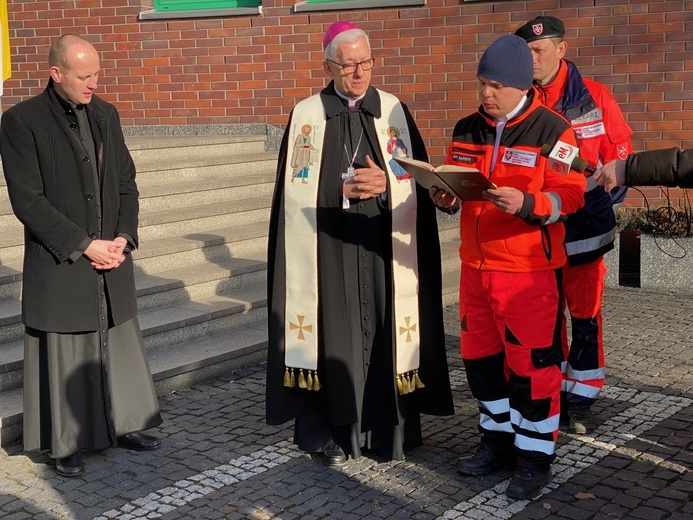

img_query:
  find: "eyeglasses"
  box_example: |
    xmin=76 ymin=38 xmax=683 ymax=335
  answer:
xmin=326 ymin=58 xmax=375 ymax=75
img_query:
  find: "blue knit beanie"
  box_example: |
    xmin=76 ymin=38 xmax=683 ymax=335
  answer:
xmin=477 ymin=35 xmax=533 ymax=90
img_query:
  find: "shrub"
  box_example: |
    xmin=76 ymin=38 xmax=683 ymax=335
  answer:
xmin=615 ymin=206 xmax=693 ymax=237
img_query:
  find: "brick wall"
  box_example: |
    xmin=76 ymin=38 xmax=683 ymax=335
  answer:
xmin=2 ymin=0 xmax=692 ymax=209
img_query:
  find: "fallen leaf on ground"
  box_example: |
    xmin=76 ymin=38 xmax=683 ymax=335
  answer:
xmin=575 ymin=492 xmax=596 ymax=499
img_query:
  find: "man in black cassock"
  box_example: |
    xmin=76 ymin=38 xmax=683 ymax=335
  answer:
xmin=266 ymin=22 xmax=454 ymax=466
xmin=0 ymin=35 xmax=162 ymax=478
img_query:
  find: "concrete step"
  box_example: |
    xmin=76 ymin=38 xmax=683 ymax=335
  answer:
xmin=0 ymin=145 xmax=275 ymax=192
xmin=138 ymin=196 xmax=271 ymax=241
xmin=0 ymin=202 xmax=16 ymax=232
xmin=0 ymin=318 xmax=269 ymax=447
xmin=138 ymin=170 xmax=276 ymax=213
xmin=136 ymin=251 xmax=266 ymax=312
xmin=0 ymin=263 xmax=22 ymax=303
xmin=0 ymin=168 xmax=278 ymax=232
xmin=0 ymin=280 xmax=267 ymax=393
xmin=136 ymin=282 xmax=266 ymax=353
xmin=125 ymin=135 xmax=268 ymax=164
xmin=440 ymin=240 xmax=460 ymax=275
xmin=0 ymin=250 xmax=268 ymax=343
xmin=134 ymin=219 xmax=269 ymax=272
xmin=442 ymin=268 xmax=460 ymax=308
xmin=0 ymin=386 xmax=21 ymax=447
xmin=0 ymin=182 xmax=274 ymax=268
xmin=133 ymin=152 xmax=278 ymax=187
xmin=0 ymin=220 xmax=271 ymax=299
xmin=437 ymin=217 xmax=460 ymax=242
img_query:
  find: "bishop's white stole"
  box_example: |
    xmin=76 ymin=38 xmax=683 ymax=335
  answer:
xmin=282 ymin=89 xmax=424 ymax=395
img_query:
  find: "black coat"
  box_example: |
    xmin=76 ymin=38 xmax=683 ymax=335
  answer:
xmin=627 ymin=148 xmax=693 ymax=188
xmin=266 ymin=84 xmax=454 ymax=427
xmin=0 ymin=82 xmax=139 ymax=332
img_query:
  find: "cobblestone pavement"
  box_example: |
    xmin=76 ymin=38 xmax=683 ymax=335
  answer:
xmin=1 ymin=286 xmax=692 ymax=520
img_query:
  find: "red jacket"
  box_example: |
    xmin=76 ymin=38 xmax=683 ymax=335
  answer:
xmin=536 ymin=60 xmax=633 ymax=265
xmin=536 ymin=60 xmax=632 ymax=169
xmin=446 ymin=89 xmax=586 ymax=273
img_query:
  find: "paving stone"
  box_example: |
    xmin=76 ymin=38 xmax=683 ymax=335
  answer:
xmin=2 ymin=290 xmax=693 ymax=518
xmin=629 ymin=505 xmax=669 ymax=519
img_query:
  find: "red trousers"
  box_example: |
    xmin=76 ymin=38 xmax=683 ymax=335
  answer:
xmin=459 ymin=265 xmax=562 ymax=468
xmin=560 ymin=258 xmax=606 ymax=406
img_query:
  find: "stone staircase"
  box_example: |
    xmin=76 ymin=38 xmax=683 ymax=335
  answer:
xmin=0 ymin=133 xmax=461 ymax=448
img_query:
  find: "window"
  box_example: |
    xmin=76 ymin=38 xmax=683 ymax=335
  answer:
xmin=141 ymin=0 xmax=261 ymax=19
xmin=294 ymin=0 xmax=423 ymax=13
xmin=153 ymin=0 xmax=259 ymax=11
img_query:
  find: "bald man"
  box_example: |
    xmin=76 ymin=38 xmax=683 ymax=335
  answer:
xmin=0 ymin=34 xmax=162 ymax=478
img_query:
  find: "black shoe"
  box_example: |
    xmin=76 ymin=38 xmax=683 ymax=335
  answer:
xmin=506 ymin=467 xmax=552 ymax=500
xmin=323 ymin=444 xmax=347 ymax=466
xmin=56 ymin=452 xmax=84 ymax=478
xmin=567 ymin=403 xmax=596 ymax=435
xmin=456 ymin=442 xmax=514 ymax=476
xmin=118 ymin=432 xmax=161 ymax=451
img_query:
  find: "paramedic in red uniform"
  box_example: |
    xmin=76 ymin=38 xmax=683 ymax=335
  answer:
xmin=431 ymin=35 xmax=586 ymax=500
xmin=516 ymin=16 xmax=633 ymax=435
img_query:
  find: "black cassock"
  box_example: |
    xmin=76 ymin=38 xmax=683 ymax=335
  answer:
xmin=266 ymin=83 xmax=453 ymax=461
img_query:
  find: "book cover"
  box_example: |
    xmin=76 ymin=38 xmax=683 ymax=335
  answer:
xmin=394 ymin=157 xmax=496 ymax=201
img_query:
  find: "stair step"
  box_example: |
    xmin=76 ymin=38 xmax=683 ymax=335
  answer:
xmin=138 ymin=170 xmax=276 ymax=212
xmin=148 ymin=321 xmax=267 ymax=395
xmin=0 ymin=387 xmax=22 ymax=445
xmin=0 ymin=320 xmax=268 ymax=444
xmin=0 ymin=168 xmax=278 ymax=232
xmin=134 ymin=152 xmax=278 ymax=186
xmin=134 ymin=222 xmax=270 ymax=275
xmin=442 ymin=268 xmax=460 ymax=307
xmin=0 ymin=281 xmax=267 ymax=392
xmin=437 ymin=217 xmax=460 ymax=242
xmin=0 ymin=263 xmax=22 ymax=302
xmin=138 ymin=196 xmax=271 ymax=240
xmin=136 ymin=251 xmax=266 ymax=311
xmin=137 ymin=282 xmax=266 ymax=352
xmin=125 ymin=135 xmax=268 ymax=163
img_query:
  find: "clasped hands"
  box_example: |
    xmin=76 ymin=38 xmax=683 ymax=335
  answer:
xmin=342 ymin=155 xmax=387 ymax=200
xmin=84 ymin=237 xmax=128 ymax=271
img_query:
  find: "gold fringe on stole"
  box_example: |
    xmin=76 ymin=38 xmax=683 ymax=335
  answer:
xmin=298 ymin=369 xmax=308 ymax=389
xmin=283 ymin=367 xmax=322 ymax=391
xmin=397 ymin=370 xmax=425 ymax=395
xmin=413 ymin=370 xmax=425 ymax=389
xmin=284 ymin=367 xmax=297 ymax=388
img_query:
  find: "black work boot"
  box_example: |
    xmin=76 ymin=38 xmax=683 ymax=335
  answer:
xmin=506 ymin=467 xmax=552 ymax=500
xmin=567 ymin=403 xmax=597 ymax=434
xmin=456 ymin=442 xmax=515 ymax=476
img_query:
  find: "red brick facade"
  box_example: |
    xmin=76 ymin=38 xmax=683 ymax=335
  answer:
xmin=1 ymin=0 xmax=691 ymax=208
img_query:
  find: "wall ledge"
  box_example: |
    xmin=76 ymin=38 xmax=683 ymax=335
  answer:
xmin=139 ymin=6 xmax=261 ymax=20
xmin=293 ymin=0 xmax=423 ymax=13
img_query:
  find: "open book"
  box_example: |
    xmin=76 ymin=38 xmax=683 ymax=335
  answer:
xmin=394 ymin=157 xmax=497 ymax=201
